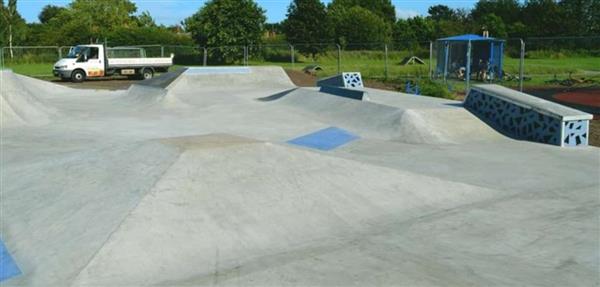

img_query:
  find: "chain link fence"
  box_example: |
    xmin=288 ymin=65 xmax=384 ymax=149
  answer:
xmin=1 ymin=36 xmax=598 ymax=97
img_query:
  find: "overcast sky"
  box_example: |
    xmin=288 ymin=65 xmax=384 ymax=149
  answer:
xmin=17 ymin=0 xmax=477 ymax=25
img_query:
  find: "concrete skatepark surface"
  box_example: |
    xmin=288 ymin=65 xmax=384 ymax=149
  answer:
xmin=0 ymin=67 xmax=599 ymax=286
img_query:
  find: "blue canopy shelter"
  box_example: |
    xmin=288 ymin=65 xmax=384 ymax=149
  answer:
xmin=435 ymin=34 xmax=504 ymax=84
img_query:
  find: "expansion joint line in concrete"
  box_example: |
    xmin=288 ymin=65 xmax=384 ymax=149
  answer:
xmin=68 ymin=147 xmax=185 ymax=285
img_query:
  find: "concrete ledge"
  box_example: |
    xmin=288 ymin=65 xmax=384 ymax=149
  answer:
xmin=465 ymin=84 xmax=592 ymax=147
xmin=470 ymin=85 xmax=593 ymax=121
xmin=184 ymin=66 xmax=251 ymax=75
xmin=319 ymin=86 xmax=369 ymax=101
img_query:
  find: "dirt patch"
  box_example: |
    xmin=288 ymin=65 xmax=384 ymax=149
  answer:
xmin=589 ymin=119 xmax=600 ymax=147
xmin=284 ymin=69 xmax=316 ymax=87
xmin=363 ymin=79 xmax=401 ymax=92
xmin=554 ymin=89 xmax=600 ymax=107
xmin=525 ymin=86 xmax=600 ymax=115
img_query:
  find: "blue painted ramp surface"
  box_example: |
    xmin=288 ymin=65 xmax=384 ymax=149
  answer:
xmin=0 ymin=239 xmax=21 ymax=282
xmin=288 ymin=127 xmax=359 ymax=151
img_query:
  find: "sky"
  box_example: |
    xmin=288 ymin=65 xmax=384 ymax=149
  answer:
xmin=16 ymin=0 xmax=478 ymax=26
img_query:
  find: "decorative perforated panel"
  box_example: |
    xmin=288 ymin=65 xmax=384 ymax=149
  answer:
xmin=342 ymin=73 xmax=364 ymax=88
xmin=563 ymin=120 xmax=589 ymax=146
xmin=465 ymin=89 xmax=563 ymax=145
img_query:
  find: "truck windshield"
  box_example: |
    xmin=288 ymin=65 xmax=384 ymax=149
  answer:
xmin=66 ymin=46 xmax=87 ymax=59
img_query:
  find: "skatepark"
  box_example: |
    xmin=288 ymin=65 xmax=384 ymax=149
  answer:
xmin=1 ymin=66 xmax=599 ymax=286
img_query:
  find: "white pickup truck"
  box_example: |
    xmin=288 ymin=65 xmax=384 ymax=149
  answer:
xmin=53 ymin=44 xmax=173 ymax=82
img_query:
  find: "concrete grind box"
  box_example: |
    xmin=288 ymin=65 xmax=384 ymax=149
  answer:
xmin=465 ymin=85 xmax=593 ymax=147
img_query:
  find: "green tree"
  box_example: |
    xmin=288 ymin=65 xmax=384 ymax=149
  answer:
xmin=282 ymin=0 xmax=331 ymax=58
xmin=185 ymin=0 xmax=266 ymax=63
xmin=507 ymin=21 xmax=527 ymax=38
xmin=38 ymin=5 xmax=66 ymax=24
xmin=560 ymin=0 xmax=600 ymax=36
xmin=471 ymin=0 xmax=521 ymax=25
xmin=427 ymin=5 xmax=468 ymax=39
xmin=108 ymin=26 xmax=194 ymax=46
xmin=477 ymin=13 xmax=507 ymax=38
xmin=330 ymin=6 xmax=391 ymax=46
xmin=328 ymin=0 xmax=395 ymax=24
xmin=70 ymin=0 xmax=137 ymax=42
xmin=428 ymin=5 xmax=456 ymax=21
xmin=522 ymin=0 xmax=564 ymax=37
xmin=136 ymin=11 xmax=156 ymax=28
xmin=39 ymin=0 xmax=138 ymax=45
xmin=393 ymin=16 xmax=435 ymax=43
xmin=2 ymin=0 xmax=27 ymax=57
xmin=0 ymin=0 xmax=5 ymax=47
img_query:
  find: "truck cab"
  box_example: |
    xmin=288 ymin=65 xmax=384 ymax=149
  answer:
xmin=53 ymin=44 xmax=173 ymax=83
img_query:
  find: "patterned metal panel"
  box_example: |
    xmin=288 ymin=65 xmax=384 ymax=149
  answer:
xmin=563 ymin=120 xmax=589 ymax=146
xmin=465 ymin=89 xmax=567 ymax=146
xmin=342 ymin=73 xmax=364 ymax=88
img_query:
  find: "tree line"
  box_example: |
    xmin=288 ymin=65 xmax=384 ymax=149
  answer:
xmin=0 ymin=0 xmax=193 ymax=49
xmin=1 ymin=0 xmax=598 ymax=62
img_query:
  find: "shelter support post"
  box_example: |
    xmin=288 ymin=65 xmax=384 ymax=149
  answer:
xmin=519 ymin=39 xmax=525 ymax=92
xmin=466 ymin=40 xmax=471 ymax=90
xmin=499 ymin=42 xmax=504 ymax=79
xmin=489 ymin=42 xmax=494 ymax=82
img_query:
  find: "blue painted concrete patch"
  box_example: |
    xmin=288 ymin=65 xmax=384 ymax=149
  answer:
xmin=185 ymin=67 xmax=251 ymax=75
xmin=288 ymin=127 xmax=359 ymax=151
xmin=0 ymin=239 xmax=21 ymax=282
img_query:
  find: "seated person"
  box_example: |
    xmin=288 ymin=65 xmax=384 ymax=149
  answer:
xmin=456 ymin=67 xmax=466 ymax=80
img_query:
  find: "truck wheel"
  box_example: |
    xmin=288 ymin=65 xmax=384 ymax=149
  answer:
xmin=141 ymin=68 xmax=153 ymax=80
xmin=71 ymin=70 xmax=86 ymax=83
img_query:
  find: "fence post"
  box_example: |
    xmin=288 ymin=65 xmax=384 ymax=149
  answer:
xmin=519 ymin=39 xmax=525 ymax=92
xmin=244 ymin=45 xmax=248 ymax=66
xmin=429 ymin=41 xmax=433 ymax=79
xmin=203 ymin=47 xmax=207 ymax=66
xmin=443 ymin=42 xmax=449 ymax=83
xmin=161 ymin=46 xmax=164 ymax=57
xmin=336 ymin=44 xmax=341 ymax=74
xmin=384 ymin=44 xmax=388 ymax=80
xmin=57 ymin=47 xmax=62 ymax=59
xmin=290 ymin=44 xmax=295 ymax=68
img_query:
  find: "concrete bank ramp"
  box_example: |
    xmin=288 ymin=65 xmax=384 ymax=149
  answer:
xmin=137 ymin=67 xmax=188 ymax=89
xmin=0 ymin=70 xmax=59 ymax=127
xmin=168 ymin=66 xmax=295 ymax=97
xmin=117 ymin=84 xmax=189 ymax=110
xmin=69 ymin=134 xmax=504 ymax=286
xmin=269 ymin=87 xmax=503 ymax=144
